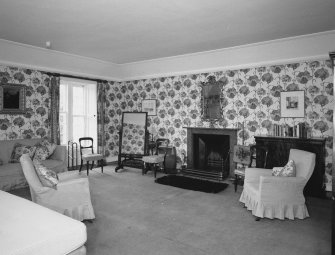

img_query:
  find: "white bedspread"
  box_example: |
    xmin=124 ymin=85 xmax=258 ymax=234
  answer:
xmin=0 ymin=190 xmax=87 ymax=255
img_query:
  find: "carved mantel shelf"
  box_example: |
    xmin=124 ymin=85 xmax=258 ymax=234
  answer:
xmin=183 ymin=127 xmax=240 ymax=132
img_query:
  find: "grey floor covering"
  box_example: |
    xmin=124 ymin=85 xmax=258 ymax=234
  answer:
xmin=11 ymin=166 xmax=331 ymax=255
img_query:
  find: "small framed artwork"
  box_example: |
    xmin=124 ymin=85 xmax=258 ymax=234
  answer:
xmin=0 ymin=84 xmax=26 ymax=114
xmin=280 ymin=90 xmax=305 ymax=118
xmin=142 ymin=99 xmax=157 ymax=116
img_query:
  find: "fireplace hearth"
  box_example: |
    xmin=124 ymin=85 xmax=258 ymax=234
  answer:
xmin=182 ymin=127 xmax=239 ymax=181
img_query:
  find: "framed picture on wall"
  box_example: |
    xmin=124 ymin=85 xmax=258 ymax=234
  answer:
xmin=280 ymin=90 xmax=305 ymax=118
xmin=0 ymin=84 xmax=26 ymax=114
xmin=142 ymin=99 xmax=157 ymax=116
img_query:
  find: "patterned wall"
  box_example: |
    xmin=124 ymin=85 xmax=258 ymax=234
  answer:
xmin=0 ymin=65 xmax=52 ymax=140
xmin=0 ymin=60 xmax=333 ymax=189
xmin=104 ymin=59 xmax=333 ymax=189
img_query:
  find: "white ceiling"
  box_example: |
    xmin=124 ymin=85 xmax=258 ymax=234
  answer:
xmin=0 ymin=0 xmax=334 ymax=64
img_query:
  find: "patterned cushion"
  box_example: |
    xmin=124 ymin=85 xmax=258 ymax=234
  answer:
xmin=33 ymin=139 xmax=57 ymax=161
xmin=272 ymin=160 xmax=296 ymax=177
xmin=142 ymin=155 xmax=165 ymax=164
xmin=234 ymin=166 xmax=246 ymax=176
xmin=33 ymin=160 xmax=58 ymax=189
xmin=9 ymin=143 xmax=37 ymax=163
xmin=82 ymin=153 xmax=103 ymax=161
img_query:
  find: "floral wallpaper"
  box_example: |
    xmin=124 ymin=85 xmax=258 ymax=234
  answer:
xmin=0 ymin=59 xmax=333 ymax=190
xmin=0 ymin=65 xmax=52 ymax=140
xmin=103 ymin=59 xmax=333 ymax=190
xmin=121 ymin=123 xmax=146 ymax=154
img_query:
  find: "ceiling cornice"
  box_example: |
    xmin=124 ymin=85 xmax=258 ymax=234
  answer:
xmin=120 ymin=30 xmax=335 ymax=66
xmin=0 ymin=30 xmax=334 ymax=82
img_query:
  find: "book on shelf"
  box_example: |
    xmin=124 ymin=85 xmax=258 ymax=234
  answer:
xmin=269 ymin=123 xmax=307 ymax=138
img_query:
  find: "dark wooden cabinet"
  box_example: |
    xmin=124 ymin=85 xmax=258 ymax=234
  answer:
xmin=254 ymin=135 xmax=326 ymax=198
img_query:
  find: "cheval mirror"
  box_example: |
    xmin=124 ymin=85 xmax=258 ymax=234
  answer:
xmin=115 ymin=112 xmax=148 ymax=172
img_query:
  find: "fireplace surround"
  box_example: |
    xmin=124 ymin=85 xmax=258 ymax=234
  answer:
xmin=183 ymin=127 xmax=239 ymax=181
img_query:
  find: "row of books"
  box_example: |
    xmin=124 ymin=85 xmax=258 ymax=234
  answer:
xmin=269 ymin=123 xmax=309 ymax=138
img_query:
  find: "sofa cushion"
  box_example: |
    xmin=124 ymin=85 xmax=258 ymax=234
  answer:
xmin=34 ymin=139 xmax=57 ymax=161
xmin=0 ymin=138 xmax=41 ymax=164
xmin=9 ymin=143 xmax=37 ymax=163
xmin=33 ymin=160 xmax=59 ymax=189
xmin=34 ymin=146 xmax=51 ymax=161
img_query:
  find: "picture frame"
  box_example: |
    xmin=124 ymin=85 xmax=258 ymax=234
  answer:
xmin=0 ymin=84 xmax=26 ymax=114
xmin=141 ymin=99 xmax=157 ymax=116
xmin=280 ymin=90 xmax=305 ymax=118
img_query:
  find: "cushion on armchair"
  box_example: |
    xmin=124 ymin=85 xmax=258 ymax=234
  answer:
xmin=272 ymin=159 xmax=296 ymax=177
xmin=9 ymin=143 xmax=37 ymax=163
xmin=33 ymin=160 xmax=59 ymax=189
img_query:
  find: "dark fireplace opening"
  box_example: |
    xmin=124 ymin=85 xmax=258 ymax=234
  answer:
xmin=184 ymin=128 xmax=238 ymax=181
xmin=193 ymin=134 xmax=230 ymax=175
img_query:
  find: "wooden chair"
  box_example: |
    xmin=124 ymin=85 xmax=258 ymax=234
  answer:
xmin=142 ymin=138 xmax=170 ymax=178
xmin=249 ymin=144 xmax=269 ymax=169
xmin=79 ymin=137 xmax=104 ymax=175
xmin=234 ymin=144 xmax=268 ymax=192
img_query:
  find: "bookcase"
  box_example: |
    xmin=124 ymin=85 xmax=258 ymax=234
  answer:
xmin=254 ymin=135 xmax=326 ymax=198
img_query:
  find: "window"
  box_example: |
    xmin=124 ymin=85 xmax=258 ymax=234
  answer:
xmin=60 ymin=78 xmax=97 ymax=149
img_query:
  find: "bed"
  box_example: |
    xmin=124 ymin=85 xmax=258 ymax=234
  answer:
xmin=0 ymin=190 xmax=87 ymax=255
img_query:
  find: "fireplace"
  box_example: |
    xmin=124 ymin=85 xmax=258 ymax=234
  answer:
xmin=183 ymin=127 xmax=239 ymax=181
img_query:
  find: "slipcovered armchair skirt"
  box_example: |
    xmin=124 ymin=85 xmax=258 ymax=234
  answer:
xmin=239 ymin=149 xmax=316 ymax=220
xmin=20 ymin=154 xmax=95 ymax=221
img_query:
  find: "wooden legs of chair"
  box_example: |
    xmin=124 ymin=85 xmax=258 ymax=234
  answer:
xmin=234 ymin=174 xmax=238 ymax=192
xmin=79 ymin=159 xmax=104 ymax=175
xmin=79 ymin=159 xmax=83 ymax=172
xmin=142 ymin=162 xmax=161 ymax=178
xmin=86 ymin=161 xmax=90 ymax=175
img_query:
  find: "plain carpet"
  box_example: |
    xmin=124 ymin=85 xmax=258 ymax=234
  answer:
xmin=155 ymin=175 xmax=229 ymax=193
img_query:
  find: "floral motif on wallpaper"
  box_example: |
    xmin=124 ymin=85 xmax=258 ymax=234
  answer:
xmin=121 ymin=123 xmax=146 ymax=154
xmin=0 ymin=65 xmax=51 ymax=140
xmin=103 ymin=60 xmax=333 ymax=189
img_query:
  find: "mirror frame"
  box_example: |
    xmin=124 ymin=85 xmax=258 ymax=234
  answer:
xmin=119 ymin=111 xmax=148 ymax=157
xmin=200 ymin=76 xmax=224 ymax=123
xmin=0 ymin=84 xmax=26 ymax=114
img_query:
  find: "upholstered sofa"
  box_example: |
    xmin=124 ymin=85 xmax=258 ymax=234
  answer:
xmin=0 ymin=138 xmax=67 ymax=191
xmin=0 ymin=190 xmax=87 ymax=255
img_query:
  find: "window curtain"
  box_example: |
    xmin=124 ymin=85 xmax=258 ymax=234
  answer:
xmin=97 ymin=81 xmax=107 ymax=162
xmin=48 ymin=75 xmax=60 ymax=144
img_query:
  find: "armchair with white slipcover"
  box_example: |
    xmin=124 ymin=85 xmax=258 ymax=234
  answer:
xmin=20 ymin=154 xmax=95 ymax=221
xmin=239 ymin=149 xmax=316 ymax=220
